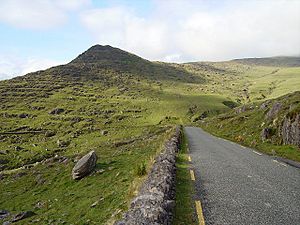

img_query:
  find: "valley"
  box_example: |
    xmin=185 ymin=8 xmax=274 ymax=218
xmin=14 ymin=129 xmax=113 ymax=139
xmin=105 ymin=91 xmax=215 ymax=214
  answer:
xmin=0 ymin=45 xmax=299 ymax=224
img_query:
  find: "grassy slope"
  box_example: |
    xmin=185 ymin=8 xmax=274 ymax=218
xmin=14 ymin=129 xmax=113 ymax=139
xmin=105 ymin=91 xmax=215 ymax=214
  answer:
xmin=0 ymin=48 xmax=299 ymax=224
xmin=0 ymin=47 xmax=231 ymax=224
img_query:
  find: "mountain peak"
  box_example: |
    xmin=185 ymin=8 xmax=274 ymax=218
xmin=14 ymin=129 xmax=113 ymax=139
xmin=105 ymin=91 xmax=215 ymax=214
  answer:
xmin=87 ymin=44 xmax=115 ymax=51
xmin=71 ymin=44 xmax=144 ymax=64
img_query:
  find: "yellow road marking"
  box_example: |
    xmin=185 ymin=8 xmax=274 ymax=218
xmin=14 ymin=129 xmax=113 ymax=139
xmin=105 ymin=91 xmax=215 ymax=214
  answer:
xmin=188 ymin=156 xmax=192 ymax=162
xmin=190 ymin=169 xmax=195 ymax=181
xmin=195 ymin=200 xmax=205 ymax=225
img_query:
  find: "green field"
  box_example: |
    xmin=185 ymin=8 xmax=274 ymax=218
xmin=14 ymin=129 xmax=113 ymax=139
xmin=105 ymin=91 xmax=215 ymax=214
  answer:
xmin=0 ymin=46 xmax=299 ymax=224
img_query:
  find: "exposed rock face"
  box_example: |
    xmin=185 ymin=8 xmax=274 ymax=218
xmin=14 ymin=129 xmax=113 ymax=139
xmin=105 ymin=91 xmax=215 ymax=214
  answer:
xmin=72 ymin=151 xmax=97 ymax=180
xmin=12 ymin=211 xmax=36 ymax=222
xmin=266 ymin=102 xmax=282 ymax=120
xmin=282 ymin=114 xmax=300 ymax=147
xmin=261 ymin=128 xmax=272 ymax=141
xmin=115 ymin=126 xmax=181 ymax=225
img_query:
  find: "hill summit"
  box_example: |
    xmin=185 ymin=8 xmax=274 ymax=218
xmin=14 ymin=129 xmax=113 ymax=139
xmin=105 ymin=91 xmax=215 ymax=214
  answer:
xmin=71 ymin=45 xmax=146 ymax=64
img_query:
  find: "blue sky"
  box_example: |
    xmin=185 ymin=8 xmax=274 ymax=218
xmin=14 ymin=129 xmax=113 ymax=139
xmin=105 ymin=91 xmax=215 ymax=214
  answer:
xmin=0 ymin=0 xmax=299 ymax=80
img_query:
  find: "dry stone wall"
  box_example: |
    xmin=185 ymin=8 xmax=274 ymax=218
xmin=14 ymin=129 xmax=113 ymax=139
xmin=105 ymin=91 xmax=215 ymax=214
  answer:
xmin=115 ymin=126 xmax=182 ymax=225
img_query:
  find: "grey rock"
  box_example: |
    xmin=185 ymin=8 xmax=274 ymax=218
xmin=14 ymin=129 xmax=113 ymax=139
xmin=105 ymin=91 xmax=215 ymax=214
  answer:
xmin=13 ymin=172 xmax=27 ymax=178
xmin=35 ymin=174 xmax=46 ymax=185
xmin=101 ymin=130 xmax=108 ymax=135
xmin=261 ymin=127 xmax=272 ymax=141
xmin=0 ymin=150 xmax=7 ymax=155
xmin=72 ymin=151 xmax=97 ymax=180
xmin=235 ymin=105 xmax=247 ymax=114
xmin=260 ymin=100 xmax=271 ymax=110
xmin=0 ymin=210 xmax=10 ymax=220
xmin=11 ymin=211 xmax=36 ymax=222
xmin=57 ymin=140 xmax=70 ymax=148
xmin=18 ymin=113 xmax=29 ymax=118
xmin=49 ymin=108 xmax=64 ymax=115
xmin=34 ymin=201 xmax=46 ymax=209
xmin=0 ymin=159 xmax=8 ymax=165
xmin=266 ymin=102 xmax=282 ymax=120
xmin=14 ymin=146 xmax=23 ymax=151
xmin=45 ymin=131 xmax=56 ymax=137
xmin=90 ymin=201 xmax=99 ymax=208
xmin=282 ymin=113 xmax=300 ymax=147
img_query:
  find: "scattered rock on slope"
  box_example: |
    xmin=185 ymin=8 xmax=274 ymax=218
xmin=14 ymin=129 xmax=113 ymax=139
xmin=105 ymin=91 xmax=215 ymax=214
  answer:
xmin=49 ymin=108 xmax=64 ymax=115
xmin=11 ymin=211 xmax=36 ymax=222
xmin=72 ymin=151 xmax=97 ymax=180
xmin=235 ymin=105 xmax=247 ymax=114
xmin=0 ymin=210 xmax=10 ymax=220
xmin=260 ymin=100 xmax=271 ymax=110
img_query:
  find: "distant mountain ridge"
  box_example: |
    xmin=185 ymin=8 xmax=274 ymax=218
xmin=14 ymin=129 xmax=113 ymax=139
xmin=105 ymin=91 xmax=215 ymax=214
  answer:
xmin=230 ymin=56 xmax=300 ymax=67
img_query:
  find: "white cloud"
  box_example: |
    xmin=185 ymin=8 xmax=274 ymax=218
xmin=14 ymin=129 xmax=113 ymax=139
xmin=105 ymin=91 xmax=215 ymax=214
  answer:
xmin=80 ymin=0 xmax=300 ymax=62
xmin=0 ymin=0 xmax=90 ymax=30
xmin=0 ymin=55 xmax=64 ymax=80
xmin=80 ymin=7 xmax=169 ymax=60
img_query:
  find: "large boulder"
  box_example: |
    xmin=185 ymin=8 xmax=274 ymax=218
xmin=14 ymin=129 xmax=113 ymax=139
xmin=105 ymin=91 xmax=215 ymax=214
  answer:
xmin=72 ymin=151 xmax=97 ymax=180
xmin=282 ymin=113 xmax=300 ymax=147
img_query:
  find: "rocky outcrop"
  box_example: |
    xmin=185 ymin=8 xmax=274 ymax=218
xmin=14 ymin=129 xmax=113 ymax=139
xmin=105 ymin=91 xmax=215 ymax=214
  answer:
xmin=115 ymin=126 xmax=182 ymax=225
xmin=266 ymin=102 xmax=282 ymax=120
xmin=72 ymin=151 xmax=97 ymax=180
xmin=282 ymin=113 xmax=300 ymax=147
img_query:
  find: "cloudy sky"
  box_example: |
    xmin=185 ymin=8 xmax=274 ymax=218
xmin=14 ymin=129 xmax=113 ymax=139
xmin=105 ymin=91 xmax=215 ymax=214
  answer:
xmin=0 ymin=0 xmax=300 ymax=80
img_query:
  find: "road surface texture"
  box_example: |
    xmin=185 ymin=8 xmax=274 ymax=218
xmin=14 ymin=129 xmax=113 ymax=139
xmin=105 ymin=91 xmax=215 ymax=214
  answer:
xmin=185 ymin=127 xmax=300 ymax=225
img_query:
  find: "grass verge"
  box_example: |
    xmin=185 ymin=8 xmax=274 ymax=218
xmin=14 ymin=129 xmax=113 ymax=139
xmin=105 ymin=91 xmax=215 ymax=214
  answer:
xmin=173 ymin=129 xmax=197 ymax=225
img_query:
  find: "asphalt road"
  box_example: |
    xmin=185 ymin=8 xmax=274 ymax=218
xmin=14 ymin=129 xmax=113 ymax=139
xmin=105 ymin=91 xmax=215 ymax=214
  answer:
xmin=185 ymin=127 xmax=300 ymax=225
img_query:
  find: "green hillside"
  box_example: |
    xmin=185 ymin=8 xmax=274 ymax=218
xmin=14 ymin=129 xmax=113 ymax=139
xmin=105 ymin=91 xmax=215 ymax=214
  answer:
xmin=201 ymin=91 xmax=300 ymax=162
xmin=0 ymin=46 xmax=299 ymax=224
xmin=231 ymin=56 xmax=300 ymax=67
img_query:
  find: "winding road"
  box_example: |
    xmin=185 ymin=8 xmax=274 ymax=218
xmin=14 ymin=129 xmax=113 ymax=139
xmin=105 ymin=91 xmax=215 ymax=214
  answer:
xmin=185 ymin=127 xmax=300 ymax=225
